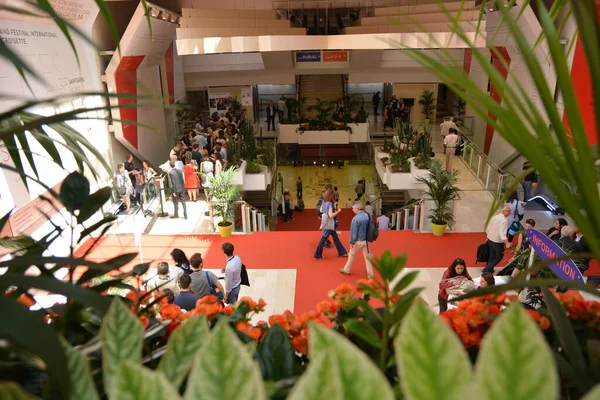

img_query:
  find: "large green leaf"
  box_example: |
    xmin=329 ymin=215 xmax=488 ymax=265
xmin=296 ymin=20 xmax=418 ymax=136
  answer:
xmin=345 ymin=319 xmax=382 ymax=348
xmin=396 ymin=300 xmax=472 ymax=400
xmin=0 ymin=297 xmax=70 ymax=398
xmin=0 ymin=236 xmax=36 ymax=252
xmin=256 ymin=324 xmax=301 ymax=381
xmin=77 ymin=187 xmax=112 ymax=224
xmin=582 ymin=384 xmax=600 ymax=400
xmin=61 ymin=339 xmax=100 ymax=400
xmin=101 ymin=298 xmax=144 ymax=398
xmin=0 ymin=382 xmax=36 ymax=399
xmin=60 ymin=172 xmax=90 ymax=213
xmin=474 ymin=303 xmax=559 ymax=400
xmin=287 ymin=353 xmax=342 ymax=400
xmin=184 ymin=320 xmax=265 ymax=400
xmin=158 ymin=315 xmax=209 ymax=388
xmin=113 ymin=361 xmax=181 ymax=400
xmin=290 ymin=323 xmax=394 ymax=400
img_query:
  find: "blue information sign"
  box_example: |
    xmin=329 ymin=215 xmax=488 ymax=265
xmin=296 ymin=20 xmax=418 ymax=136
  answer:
xmin=527 ymin=228 xmax=585 ymax=283
xmin=296 ymin=51 xmax=321 ymax=62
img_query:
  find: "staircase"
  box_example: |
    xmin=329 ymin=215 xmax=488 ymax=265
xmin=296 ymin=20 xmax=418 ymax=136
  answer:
xmin=299 ymin=74 xmax=345 ymax=116
xmin=242 ymin=185 xmax=272 ymax=210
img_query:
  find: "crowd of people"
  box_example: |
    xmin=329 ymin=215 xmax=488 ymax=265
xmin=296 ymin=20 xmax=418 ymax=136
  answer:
xmin=144 ymin=242 xmax=244 ymax=310
xmin=116 ymin=108 xmax=247 ymax=219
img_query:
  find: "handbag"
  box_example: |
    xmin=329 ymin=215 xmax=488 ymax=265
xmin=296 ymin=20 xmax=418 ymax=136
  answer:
xmin=206 ymin=271 xmax=224 ymax=302
xmin=319 ymin=211 xmax=335 ymax=230
xmin=241 ymin=264 xmax=250 ymax=287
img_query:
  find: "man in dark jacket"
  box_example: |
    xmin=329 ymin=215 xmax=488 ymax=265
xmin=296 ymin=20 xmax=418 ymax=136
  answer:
xmin=266 ymin=101 xmax=276 ymax=132
xmin=169 ymin=161 xmax=187 ymax=219
xmin=372 ymin=91 xmax=380 ymax=116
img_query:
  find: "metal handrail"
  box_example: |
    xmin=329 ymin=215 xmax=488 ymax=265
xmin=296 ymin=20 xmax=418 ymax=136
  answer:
xmin=458 ymin=134 xmax=516 ymax=199
xmin=386 ymin=199 xmax=425 ymax=231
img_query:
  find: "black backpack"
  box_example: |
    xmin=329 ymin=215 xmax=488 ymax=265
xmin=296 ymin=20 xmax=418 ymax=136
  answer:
xmin=366 ymin=215 xmax=379 ymax=242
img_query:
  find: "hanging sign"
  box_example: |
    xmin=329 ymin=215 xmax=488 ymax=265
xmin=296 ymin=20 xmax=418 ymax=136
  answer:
xmin=295 ymin=51 xmax=321 ymax=62
xmin=323 ymin=51 xmax=348 ymax=62
xmin=527 ymin=228 xmax=585 ymax=283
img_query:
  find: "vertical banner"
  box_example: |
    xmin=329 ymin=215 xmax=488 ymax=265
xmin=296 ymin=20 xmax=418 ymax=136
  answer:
xmin=163 ymin=42 xmax=175 ymax=105
xmin=241 ymin=87 xmax=252 ymax=106
xmin=114 ymin=55 xmax=145 ymax=150
xmin=484 ymin=47 xmax=511 ymax=155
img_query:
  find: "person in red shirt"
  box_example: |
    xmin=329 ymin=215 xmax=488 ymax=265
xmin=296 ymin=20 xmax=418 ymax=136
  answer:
xmin=438 ymin=258 xmax=472 ymax=313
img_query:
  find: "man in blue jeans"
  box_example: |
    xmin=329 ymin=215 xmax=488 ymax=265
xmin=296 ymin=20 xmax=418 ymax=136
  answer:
xmin=340 ymin=202 xmax=374 ymax=278
xmin=483 ymin=205 xmax=512 ymax=273
xmin=221 ymin=242 xmax=242 ymax=304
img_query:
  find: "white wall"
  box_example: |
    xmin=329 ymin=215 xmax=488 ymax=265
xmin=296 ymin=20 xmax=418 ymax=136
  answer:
xmin=393 ymin=83 xmax=438 ymax=124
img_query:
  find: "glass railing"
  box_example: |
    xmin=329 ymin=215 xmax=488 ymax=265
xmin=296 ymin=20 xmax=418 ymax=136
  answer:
xmin=459 ymin=135 xmax=513 ymax=200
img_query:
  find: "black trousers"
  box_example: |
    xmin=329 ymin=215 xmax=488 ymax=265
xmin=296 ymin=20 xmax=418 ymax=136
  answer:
xmin=483 ymin=240 xmax=504 ymax=272
xmin=373 ymin=102 xmax=379 ymax=115
xmin=297 ymin=188 xmax=302 ymax=198
xmin=438 ymin=294 xmax=448 ymax=313
xmin=267 ymin=115 xmax=275 ymax=131
xmin=172 ymin=191 xmax=187 ymax=218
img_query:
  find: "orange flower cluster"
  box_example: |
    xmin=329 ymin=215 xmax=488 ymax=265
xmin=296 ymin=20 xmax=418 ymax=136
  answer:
xmin=190 ymin=295 xmax=223 ymax=319
xmin=440 ymin=295 xmax=510 ymax=348
xmin=548 ymin=290 xmax=600 ymax=329
xmin=440 ymin=294 xmax=558 ymax=348
xmin=264 ymin=309 xmax=334 ymax=355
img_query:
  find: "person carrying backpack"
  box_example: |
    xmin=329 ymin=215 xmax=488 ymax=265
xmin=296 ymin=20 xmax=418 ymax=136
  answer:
xmin=339 ymin=201 xmax=377 ymax=279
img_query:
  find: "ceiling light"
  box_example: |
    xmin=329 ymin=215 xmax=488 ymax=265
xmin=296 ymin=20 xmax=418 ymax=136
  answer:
xmin=169 ymin=14 xmax=177 ymax=23
xmin=159 ymin=11 xmax=168 ymax=21
xmin=149 ymin=7 xmax=159 ymax=18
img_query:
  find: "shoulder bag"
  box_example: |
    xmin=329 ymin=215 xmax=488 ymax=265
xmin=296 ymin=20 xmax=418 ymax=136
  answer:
xmin=205 ymin=271 xmax=224 ymax=302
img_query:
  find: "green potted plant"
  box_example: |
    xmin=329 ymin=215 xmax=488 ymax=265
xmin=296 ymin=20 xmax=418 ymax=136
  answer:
xmin=206 ymin=167 xmax=240 ymax=237
xmin=418 ymin=90 xmax=436 ymax=127
xmin=229 ymin=95 xmax=242 ymax=112
xmin=455 ymin=96 xmax=466 ymax=126
xmin=416 ymin=159 xmax=460 ymax=236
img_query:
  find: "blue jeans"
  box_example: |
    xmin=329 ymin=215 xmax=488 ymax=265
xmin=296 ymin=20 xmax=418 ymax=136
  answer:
xmin=226 ymin=284 xmax=241 ymax=304
xmin=314 ymin=230 xmax=347 ymax=258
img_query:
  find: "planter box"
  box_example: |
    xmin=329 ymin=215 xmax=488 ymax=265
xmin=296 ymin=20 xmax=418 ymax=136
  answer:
xmin=298 ymin=129 xmax=350 ymax=144
xmin=278 ymin=123 xmax=370 ymax=144
xmin=349 ymin=123 xmax=369 ymax=143
xmin=376 ymin=148 xmax=390 ymax=159
xmin=386 ymin=165 xmax=413 ymax=189
xmin=231 ymin=160 xmax=246 ymax=186
xmin=278 ymin=124 xmax=299 ymax=143
xmin=242 ymin=165 xmax=271 ymax=191
xmin=410 ymin=158 xmax=431 ymax=183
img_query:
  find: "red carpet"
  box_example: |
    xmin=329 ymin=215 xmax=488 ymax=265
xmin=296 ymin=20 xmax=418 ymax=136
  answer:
xmin=276 ymin=210 xmax=354 ymax=231
xmin=75 ymin=231 xmax=600 ymax=315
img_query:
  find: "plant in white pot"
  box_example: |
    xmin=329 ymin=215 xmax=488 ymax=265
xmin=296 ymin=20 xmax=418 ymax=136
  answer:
xmin=206 ymin=167 xmax=240 ymax=237
xmin=415 ymin=159 xmax=460 ymax=236
xmin=418 ymin=90 xmax=436 ymax=128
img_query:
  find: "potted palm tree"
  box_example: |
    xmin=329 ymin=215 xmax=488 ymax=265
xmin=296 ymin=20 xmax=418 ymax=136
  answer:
xmin=416 ymin=159 xmax=460 ymax=236
xmin=418 ymin=90 xmax=436 ymax=128
xmin=206 ymin=167 xmax=240 ymax=237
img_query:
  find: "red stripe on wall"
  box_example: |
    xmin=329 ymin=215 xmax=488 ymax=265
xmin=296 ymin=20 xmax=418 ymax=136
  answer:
xmin=484 ymin=47 xmax=511 ymax=155
xmin=562 ymin=24 xmax=599 ymax=146
xmin=164 ymin=42 xmax=175 ymax=105
xmin=463 ymin=48 xmax=473 ymax=75
xmin=115 ymin=55 xmax=145 ymax=149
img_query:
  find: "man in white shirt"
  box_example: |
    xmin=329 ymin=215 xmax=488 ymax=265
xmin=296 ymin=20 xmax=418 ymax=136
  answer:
xmin=364 ymin=201 xmax=374 ymax=216
xmin=377 ymin=213 xmax=390 ymax=231
xmin=221 ymin=242 xmax=242 ymax=304
xmin=345 ymin=198 xmax=354 ymax=208
xmin=443 ymin=128 xmax=460 ymax=170
xmin=440 ymin=117 xmax=461 ymax=138
xmin=483 ymin=205 xmax=512 ymax=273
xmin=278 ymin=96 xmax=286 ymax=122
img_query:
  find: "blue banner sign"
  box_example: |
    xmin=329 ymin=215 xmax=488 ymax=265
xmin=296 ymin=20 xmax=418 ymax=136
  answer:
xmin=296 ymin=51 xmax=321 ymax=62
xmin=527 ymin=228 xmax=585 ymax=283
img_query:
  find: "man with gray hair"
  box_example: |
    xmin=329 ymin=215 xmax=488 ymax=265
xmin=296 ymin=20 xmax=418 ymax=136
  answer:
xmin=483 ymin=205 xmax=512 ymax=273
xmin=340 ymin=201 xmax=374 ymax=279
xmin=146 ymin=261 xmax=182 ymax=295
xmin=558 ymin=225 xmax=577 ymax=252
